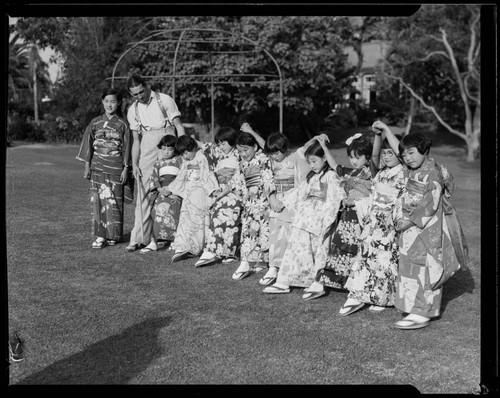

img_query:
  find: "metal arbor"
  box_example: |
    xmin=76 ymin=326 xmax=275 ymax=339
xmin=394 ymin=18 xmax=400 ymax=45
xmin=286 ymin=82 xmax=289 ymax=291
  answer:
xmin=109 ymin=28 xmax=283 ymax=134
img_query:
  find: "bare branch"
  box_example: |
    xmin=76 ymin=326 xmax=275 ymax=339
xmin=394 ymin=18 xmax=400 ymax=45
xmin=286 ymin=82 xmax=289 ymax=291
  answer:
xmin=420 ymin=51 xmax=450 ymax=61
xmin=383 ymin=71 xmax=465 ymax=139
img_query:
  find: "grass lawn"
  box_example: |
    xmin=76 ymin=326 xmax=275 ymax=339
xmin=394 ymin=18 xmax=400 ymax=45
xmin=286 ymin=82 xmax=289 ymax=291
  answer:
xmin=5 ymin=136 xmax=482 ymax=392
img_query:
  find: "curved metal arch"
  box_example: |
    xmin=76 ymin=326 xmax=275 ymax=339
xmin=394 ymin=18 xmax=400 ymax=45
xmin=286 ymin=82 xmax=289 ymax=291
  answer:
xmin=110 ymin=27 xmax=283 ymax=132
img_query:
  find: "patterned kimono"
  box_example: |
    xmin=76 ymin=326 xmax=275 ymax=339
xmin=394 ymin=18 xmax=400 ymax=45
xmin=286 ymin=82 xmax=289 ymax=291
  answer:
xmin=268 ymin=148 xmax=310 ymax=269
xmin=230 ymin=149 xmax=275 ymax=263
xmin=199 ymin=143 xmax=243 ymax=260
xmin=395 ymin=158 xmax=469 ymax=318
xmin=148 ymin=156 xmax=183 ymax=242
xmin=169 ymin=150 xmax=219 ymax=256
xmin=275 ymin=170 xmax=345 ymax=287
xmin=344 ymin=163 xmax=406 ymax=306
xmin=316 ymin=162 xmax=376 ymax=289
xmin=76 ymin=114 xmax=132 ymax=242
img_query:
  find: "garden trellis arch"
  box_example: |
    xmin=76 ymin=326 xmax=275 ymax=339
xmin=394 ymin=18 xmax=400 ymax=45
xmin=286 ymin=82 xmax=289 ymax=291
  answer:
xmin=109 ymin=28 xmax=283 ymax=134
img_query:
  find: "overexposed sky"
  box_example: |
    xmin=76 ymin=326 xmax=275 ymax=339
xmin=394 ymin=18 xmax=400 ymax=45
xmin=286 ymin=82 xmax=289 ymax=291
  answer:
xmin=9 ymin=16 xmax=59 ymax=83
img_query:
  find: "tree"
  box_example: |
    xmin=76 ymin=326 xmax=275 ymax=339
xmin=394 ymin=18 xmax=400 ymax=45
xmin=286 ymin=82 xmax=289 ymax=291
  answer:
xmin=380 ymin=5 xmax=481 ymax=161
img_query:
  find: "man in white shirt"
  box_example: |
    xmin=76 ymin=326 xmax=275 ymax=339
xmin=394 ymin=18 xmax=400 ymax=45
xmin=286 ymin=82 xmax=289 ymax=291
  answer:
xmin=125 ymin=74 xmax=186 ymax=252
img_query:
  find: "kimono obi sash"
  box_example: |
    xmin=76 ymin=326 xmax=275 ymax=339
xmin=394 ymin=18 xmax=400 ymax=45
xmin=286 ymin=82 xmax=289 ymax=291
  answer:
xmin=244 ymin=167 xmax=262 ymax=188
xmin=406 ymin=177 xmax=426 ymax=196
xmin=159 ymin=165 xmax=180 ymax=177
xmin=186 ymin=163 xmax=201 ymax=181
xmin=275 ymin=176 xmax=295 ymax=194
xmin=306 ymin=182 xmax=327 ymax=202
xmin=372 ymin=182 xmax=399 ymax=211
xmin=217 ymin=158 xmax=238 ymax=184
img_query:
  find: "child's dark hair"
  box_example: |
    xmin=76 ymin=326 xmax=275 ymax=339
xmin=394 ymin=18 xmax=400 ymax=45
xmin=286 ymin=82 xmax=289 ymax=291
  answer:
xmin=157 ymin=134 xmax=177 ymax=149
xmin=398 ymin=132 xmax=432 ymax=156
xmin=236 ymin=132 xmax=257 ymax=148
xmin=347 ymin=134 xmax=372 ymax=160
xmin=175 ymin=135 xmax=198 ymax=154
xmin=264 ymin=132 xmax=289 ymax=154
xmin=215 ymin=127 xmax=239 ymax=147
xmin=101 ymin=87 xmax=123 ymax=117
xmin=305 ymin=141 xmax=330 ymax=182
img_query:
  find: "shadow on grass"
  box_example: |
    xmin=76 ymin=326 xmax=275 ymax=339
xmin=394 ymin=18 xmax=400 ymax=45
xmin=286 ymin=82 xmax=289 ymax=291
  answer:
xmin=440 ymin=266 xmax=476 ymax=313
xmin=13 ymin=316 xmax=171 ymax=385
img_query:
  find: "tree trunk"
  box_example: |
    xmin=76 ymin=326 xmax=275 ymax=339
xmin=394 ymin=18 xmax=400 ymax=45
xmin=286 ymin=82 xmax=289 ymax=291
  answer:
xmin=405 ymin=96 xmax=416 ymax=136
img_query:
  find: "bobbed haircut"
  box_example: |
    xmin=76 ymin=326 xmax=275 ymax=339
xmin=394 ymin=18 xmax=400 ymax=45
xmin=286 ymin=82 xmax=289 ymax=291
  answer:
xmin=347 ymin=134 xmax=372 ymax=160
xmin=399 ymin=132 xmax=432 ymax=156
xmin=264 ymin=132 xmax=289 ymax=154
xmin=126 ymin=73 xmax=147 ymax=89
xmin=175 ymin=135 xmax=198 ymax=154
xmin=157 ymin=134 xmax=177 ymax=149
xmin=215 ymin=127 xmax=239 ymax=147
xmin=236 ymin=132 xmax=258 ymax=148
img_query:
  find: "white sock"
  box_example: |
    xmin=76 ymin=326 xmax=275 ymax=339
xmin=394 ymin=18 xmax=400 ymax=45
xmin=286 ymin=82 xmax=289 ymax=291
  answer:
xmin=307 ymin=281 xmax=324 ymax=293
xmin=235 ymin=260 xmax=250 ymax=273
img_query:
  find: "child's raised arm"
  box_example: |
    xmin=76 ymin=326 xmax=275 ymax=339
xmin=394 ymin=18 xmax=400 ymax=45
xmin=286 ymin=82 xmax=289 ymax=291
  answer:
xmin=371 ymin=124 xmax=383 ymax=167
xmin=315 ymin=134 xmax=338 ymax=170
xmin=372 ymin=121 xmax=399 ymax=154
xmin=240 ymin=122 xmax=265 ymax=149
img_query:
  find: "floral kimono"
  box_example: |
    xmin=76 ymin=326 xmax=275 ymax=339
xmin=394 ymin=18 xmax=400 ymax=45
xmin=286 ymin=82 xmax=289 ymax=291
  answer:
xmin=316 ymin=162 xmax=377 ymax=289
xmin=268 ymin=148 xmax=311 ymax=269
xmin=395 ymin=158 xmax=469 ymax=318
xmin=344 ymin=163 xmax=406 ymax=306
xmin=169 ymin=150 xmax=219 ymax=256
xmin=200 ymin=142 xmax=243 ymax=260
xmin=148 ymin=156 xmax=183 ymax=242
xmin=76 ymin=114 xmax=132 ymax=242
xmin=275 ymin=170 xmax=345 ymax=287
xmin=230 ymin=149 xmax=275 ymax=263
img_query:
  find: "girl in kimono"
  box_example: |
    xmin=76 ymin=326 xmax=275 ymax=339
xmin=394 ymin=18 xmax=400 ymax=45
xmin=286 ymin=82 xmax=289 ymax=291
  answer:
xmin=303 ymin=132 xmax=377 ymax=300
xmin=166 ymin=135 xmax=219 ymax=262
xmin=258 ymin=130 xmax=315 ymax=286
xmin=262 ymin=140 xmax=345 ymax=294
xmin=339 ymin=121 xmax=406 ymax=316
xmin=384 ymin=126 xmax=469 ymax=330
xmin=194 ymin=126 xmax=265 ymax=267
xmin=230 ymin=132 xmax=276 ymax=280
xmin=76 ymin=88 xmax=132 ymax=249
xmin=140 ymin=135 xmax=183 ymax=253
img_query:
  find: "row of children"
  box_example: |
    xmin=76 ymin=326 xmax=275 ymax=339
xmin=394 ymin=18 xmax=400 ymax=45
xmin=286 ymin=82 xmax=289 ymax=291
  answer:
xmin=78 ymin=88 xmax=468 ymax=331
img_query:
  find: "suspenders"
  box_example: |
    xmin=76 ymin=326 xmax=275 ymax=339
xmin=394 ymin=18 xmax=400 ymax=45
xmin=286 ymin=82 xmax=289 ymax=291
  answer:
xmin=134 ymin=91 xmax=176 ymax=135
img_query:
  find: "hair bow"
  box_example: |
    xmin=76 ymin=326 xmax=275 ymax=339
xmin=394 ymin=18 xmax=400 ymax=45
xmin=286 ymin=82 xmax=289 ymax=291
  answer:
xmin=345 ymin=133 xmax=362 ymax=146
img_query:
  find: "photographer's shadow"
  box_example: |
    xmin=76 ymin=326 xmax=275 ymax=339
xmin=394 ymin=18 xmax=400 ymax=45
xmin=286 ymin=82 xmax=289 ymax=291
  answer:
xmin=14 ymin=316 xmax=171 ymax=385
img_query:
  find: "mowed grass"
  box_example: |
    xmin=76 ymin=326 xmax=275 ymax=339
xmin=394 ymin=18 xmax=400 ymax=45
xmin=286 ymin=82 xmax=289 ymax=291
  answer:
xmin=6 ymin=139 xmax=481 ymax=392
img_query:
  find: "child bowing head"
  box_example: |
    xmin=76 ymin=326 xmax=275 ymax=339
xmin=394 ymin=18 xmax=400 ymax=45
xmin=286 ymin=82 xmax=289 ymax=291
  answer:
xmin=304 ymin=141 xmax=330 ymax=180
xmin=398 ymin=132 xmax=432 ymax=170
xmin=236 ymin=132 xmax=259 ymax=161
xmin=264 ymin=132 xmax=290 ymax=163
xmin=175 ymin=135 xmax=198 ymax=161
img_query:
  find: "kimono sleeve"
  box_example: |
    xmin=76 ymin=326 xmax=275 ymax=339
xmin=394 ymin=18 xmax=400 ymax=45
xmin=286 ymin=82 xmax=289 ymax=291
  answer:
xmin=76 ymin=118 xmax=96 ymax=163
xmin=168 ymin=161 xmax=189 ymax=199
xmin=323 ymin=172 xmax=346 ymax=228
xmin=406 ymin=168 xmax=442 ymax=229
xmin=148 ymin=162 xmax=161 ymax=192
xmin=200 ymin=153 xmax=220 ymax=196
xmin=260 ymin=154 xmax=276 ymax=198
xmin=121 ymin=120 xmax=132 ymax=167
xmin=293 ymin=147 xmax=311 ymax=185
